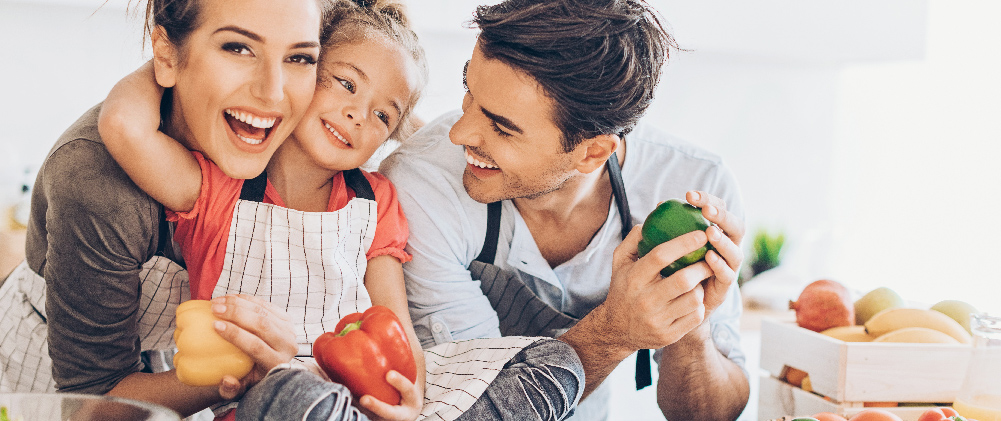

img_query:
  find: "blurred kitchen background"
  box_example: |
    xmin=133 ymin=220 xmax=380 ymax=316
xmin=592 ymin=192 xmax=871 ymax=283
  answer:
xmin=2 ymin=0 xmax=999 ymax=419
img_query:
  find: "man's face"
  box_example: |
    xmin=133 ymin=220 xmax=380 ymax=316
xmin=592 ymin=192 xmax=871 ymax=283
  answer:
xmin=449 ymin=44 xmax=578 ymax=204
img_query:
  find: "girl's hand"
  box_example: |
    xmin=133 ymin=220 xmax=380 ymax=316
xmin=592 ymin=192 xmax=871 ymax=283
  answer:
xmin=210 ymin=294 xmax=299 ymax=400
xmin=357 ymin=370 xmax=422 ymax=421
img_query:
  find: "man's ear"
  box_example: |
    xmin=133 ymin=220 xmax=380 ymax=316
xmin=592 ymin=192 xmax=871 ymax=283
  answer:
xmin=151 ymin=26 xmax=179 ymax=88
xmin=574 ymin=133 xmax=620 ymax=174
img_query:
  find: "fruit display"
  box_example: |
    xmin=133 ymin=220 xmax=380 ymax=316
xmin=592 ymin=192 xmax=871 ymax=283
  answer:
xmin=767 ymin=282 xmax=982 ymax=420
xmin=790 ymin=280 xmax=855 ymax=332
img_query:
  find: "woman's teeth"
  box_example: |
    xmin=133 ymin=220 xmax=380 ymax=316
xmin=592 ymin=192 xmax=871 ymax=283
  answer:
xmin=466 ymin=150 xmax=498 ymax=169
xmin=324 ymin=122 xmax=351 ymax=146
xmin=225 ymin=109 xmax=277 ymax=129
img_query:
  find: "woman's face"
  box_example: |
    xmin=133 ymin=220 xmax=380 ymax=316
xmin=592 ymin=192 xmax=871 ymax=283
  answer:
xmin=291 ymin=36 xmax=420 ymax=172
xmin=158 ymin=0 xmax=321 ymax=179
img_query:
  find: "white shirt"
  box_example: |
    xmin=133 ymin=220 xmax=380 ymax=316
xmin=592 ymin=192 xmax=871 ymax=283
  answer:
xmin=381 ymin=111 xmax=746 ymax=420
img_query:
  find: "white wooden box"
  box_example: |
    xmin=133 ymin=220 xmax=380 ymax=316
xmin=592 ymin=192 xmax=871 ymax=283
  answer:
xmin=759 ymin=318 xmax=971 ymax=403
xmin=758 ymin=375 xmax=942 ymax=421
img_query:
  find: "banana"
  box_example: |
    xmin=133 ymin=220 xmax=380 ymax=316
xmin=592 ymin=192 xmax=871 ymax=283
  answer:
xmin=872 ymin=327 xmax=960 ymax=344
xmin=864 ymin=307 xmax=972 ymax=344
xmin=820 ymin=325 xmax=874 ymax=342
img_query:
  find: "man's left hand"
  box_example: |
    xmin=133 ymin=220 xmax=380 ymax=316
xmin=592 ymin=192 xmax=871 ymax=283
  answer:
xmin=686 ymin=190 xmax=744 ymax=316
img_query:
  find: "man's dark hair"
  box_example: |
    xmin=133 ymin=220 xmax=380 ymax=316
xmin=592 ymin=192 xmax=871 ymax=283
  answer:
xmin=473 ymin=0 xmax=677 ymax=152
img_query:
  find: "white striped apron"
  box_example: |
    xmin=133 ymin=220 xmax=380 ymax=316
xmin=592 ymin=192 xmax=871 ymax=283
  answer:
xmin=0 ymin=254 xmax=189 ymax=393
xmin=214 ymin=169 xmax=537 ymax=420
xmin=0 ymin=169 xmax=536 ymax=421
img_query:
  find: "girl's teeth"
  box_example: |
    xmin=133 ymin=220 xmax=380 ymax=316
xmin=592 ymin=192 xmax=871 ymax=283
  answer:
xmin=323 ymin=122 xmax=350 ymax=146
xmin=225 ymin=109 xmax=276 ymax=128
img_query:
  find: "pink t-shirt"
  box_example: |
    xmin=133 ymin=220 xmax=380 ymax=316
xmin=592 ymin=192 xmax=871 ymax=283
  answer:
xmin=167 ymin=152 xmax=411 ymax=300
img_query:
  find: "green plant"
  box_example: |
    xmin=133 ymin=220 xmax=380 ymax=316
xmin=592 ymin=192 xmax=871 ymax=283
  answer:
xmin=738 ymin=228 xmax=786 ymax=287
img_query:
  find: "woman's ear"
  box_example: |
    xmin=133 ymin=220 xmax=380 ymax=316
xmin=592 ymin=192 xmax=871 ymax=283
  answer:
xmin=151 ymin=26 xmax=179 ymax=88
xmin=574 ymin=134 xmax=620 ymax=174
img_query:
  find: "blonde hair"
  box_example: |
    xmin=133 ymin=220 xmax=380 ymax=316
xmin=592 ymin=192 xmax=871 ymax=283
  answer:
xmin=320 ymin=0 xmax=429 ymax=141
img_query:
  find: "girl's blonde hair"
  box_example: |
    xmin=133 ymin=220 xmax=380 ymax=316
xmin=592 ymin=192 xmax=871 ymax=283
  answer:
xmin=320 ymin=0 xmax=429 ymax=141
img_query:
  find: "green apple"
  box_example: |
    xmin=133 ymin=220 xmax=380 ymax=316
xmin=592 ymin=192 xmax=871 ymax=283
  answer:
xmin=930 ymin=299 xmax=979 ymax=334
xmin=854 ymin=287 xmax=905 ymax=325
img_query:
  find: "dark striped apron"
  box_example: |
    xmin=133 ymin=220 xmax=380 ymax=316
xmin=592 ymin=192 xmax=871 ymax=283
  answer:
xmin=469 ymin=153 xmax=654 ymax=390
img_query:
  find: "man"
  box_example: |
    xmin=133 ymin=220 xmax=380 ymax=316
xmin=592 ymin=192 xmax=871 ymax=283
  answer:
xmin=380 ymin=0 xmax=750 ymax=420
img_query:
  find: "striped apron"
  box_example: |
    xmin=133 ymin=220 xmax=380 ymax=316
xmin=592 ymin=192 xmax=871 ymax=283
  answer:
xmin=470 ymin=154 xmax=654 ymax=390
xmin=211 ymin=169 xmax=539 ymax=420
xmin=0 ymin=168 xmax=535 ymax=421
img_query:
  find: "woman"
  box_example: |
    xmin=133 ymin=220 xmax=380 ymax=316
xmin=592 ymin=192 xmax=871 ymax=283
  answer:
xmin=0 ymin=0 xmax=323 ymax=416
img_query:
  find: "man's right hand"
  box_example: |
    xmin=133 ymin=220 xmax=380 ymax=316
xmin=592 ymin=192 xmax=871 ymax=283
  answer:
xmin=603 ymin=225 xmax=710 ymax=353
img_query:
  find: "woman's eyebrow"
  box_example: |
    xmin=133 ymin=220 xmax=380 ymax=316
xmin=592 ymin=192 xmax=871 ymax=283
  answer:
xmin=214 ymin=26 xmax=319 ymax=49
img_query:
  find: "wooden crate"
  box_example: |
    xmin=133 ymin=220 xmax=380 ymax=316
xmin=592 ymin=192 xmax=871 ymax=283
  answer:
xmin=759 ymin=375 xmax=944 ymax=421
xmin=760 ymin=318 xmax=971 ymax=403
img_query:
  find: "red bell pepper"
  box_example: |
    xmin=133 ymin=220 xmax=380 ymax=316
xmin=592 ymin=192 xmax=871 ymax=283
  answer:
xmin=313 ymin=306 xmax=418 ymax=405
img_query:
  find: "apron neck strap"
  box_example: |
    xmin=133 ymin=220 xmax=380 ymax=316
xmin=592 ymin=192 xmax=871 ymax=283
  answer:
xmin=239 ymin=171 xmax=268 ymax=203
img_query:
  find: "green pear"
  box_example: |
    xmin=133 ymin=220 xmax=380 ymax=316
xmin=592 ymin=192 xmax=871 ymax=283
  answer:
xmin=930 ymin=299 xmax=979 ymax=334
xmin=854 ymin=287 xmax=905 ymax=325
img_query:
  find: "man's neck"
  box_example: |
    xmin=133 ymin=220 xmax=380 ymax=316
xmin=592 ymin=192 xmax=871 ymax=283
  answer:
xmin=511 ymin=139 xmax=626 ymax=268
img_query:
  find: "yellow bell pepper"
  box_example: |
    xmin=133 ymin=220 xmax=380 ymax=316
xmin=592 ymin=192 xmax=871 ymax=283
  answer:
xmin=173 ymin=300 xmax=253 ymax=386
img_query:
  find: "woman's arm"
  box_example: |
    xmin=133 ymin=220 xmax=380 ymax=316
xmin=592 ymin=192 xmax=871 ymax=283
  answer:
xmin=363 ymin=255 xmax=426 ymax=421
xmin=98 ymin=61 xmax=201 ymax=212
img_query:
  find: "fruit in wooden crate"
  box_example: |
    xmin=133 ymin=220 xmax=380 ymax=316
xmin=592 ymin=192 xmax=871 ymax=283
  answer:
xmin=854 ymin=287 xmax=906 ymax=324
xmin=821 ymin=325 xmax=875 ymax=342
xmin=784 ymin=367 xmax=808 ymax=387
xmin=872 ymin=327 xmax=960 ymax=344
xmin=916 ymin=407 xmax=961 ymax=421
xmin=790 ymin=280 xmax=854 ymax=332
xmin=847 ymin=409 xmax=904 ymax=421
xmin=930 ymin=300 xmax=979 ymax=334
xmin=864 ymin=308 xmax=972 ymax=344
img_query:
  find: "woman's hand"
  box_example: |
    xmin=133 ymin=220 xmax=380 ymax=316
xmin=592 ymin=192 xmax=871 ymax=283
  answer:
xmin=209 ymin=294 xmax=299 ymax=400
xmin=357 ymin=370 xmax=423 ymax=421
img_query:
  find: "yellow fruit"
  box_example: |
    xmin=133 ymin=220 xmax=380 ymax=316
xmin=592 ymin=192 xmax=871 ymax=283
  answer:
xmin=930 ymin=299 xmax=979 ymax=334
xmin=872 ymin=327 xmax=960 ymax=344
xmin=802 ymin=375 xmax=813 ymax=392
xmin=864 ymin=308 xmax=972 ymax=344
xmin=854 ymin=287 xmax=906 ymax=325
xmin=820 ymin=325 xmax=875 ymax=342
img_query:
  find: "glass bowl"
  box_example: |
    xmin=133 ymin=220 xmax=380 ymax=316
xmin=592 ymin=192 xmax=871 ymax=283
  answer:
xmin=0 ymin=393 xmax=180 ymax=421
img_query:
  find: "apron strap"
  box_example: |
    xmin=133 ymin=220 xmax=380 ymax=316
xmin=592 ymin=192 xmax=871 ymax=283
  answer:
xmin=240 ymin=171 xmax=269 ymax=202
xmin=342 ymin=168 xmax=376 ymax=201
xmin=471 ymin=152 xmax=650 ymax=390
xmin=473 ymin=201 xmax=502 ymax=265
xmin=606 ymin=153 xmax=652 ymax=390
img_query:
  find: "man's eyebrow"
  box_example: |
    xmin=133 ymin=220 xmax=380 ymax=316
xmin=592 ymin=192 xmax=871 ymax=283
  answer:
xmin=481 ymin=107 xmax=524 ymax=134
xmin=214 ymin=26 xmax=319 ymax=50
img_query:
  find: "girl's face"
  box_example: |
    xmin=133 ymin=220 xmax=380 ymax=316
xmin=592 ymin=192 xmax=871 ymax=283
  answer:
xmin=292 ymin=36 xmax=420 ymax=172
xmin=158 ymin=0 xmax=321 ymax=179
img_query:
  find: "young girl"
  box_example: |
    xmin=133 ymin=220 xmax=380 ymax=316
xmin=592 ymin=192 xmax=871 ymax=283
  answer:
xmin=101 ymin=1 xmax=429 ymax=419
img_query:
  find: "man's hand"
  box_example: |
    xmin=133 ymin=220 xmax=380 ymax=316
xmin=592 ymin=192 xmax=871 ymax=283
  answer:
xmin=603 ymin=225 xmax=711 ymax=352
xmin=209 ymin=294 xmax=298 ymax=400
xmin=686 ymin=190 xmax=744 ymax=317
